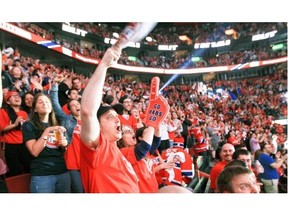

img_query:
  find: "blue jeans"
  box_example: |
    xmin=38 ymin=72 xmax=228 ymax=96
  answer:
xmin=30 ymin=172 xmax=71 ymax=193
xmin=69 ymin=170 xmax=84 ymax=193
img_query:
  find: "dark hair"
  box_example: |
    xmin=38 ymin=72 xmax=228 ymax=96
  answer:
xmin=119 ymin=95 xmax=128 ymax=104
xmin=217 ymin=166 xmax=253 ymax=193
xmin=4 ymin=103 xmax=22 ymax=130
xmin=225 ymin=159 xmax=247 ymax=168
xmin=254 ymin=149 xmax=262 ymax=160
xmin=21 ymin=91 xmax=34 ymax=114
xmin=67 ymin=88 xmax=79 ymax=96
xmin=72 ymin=77 xmax=80 ymax=83
xmin=117 ymin=137 xmax=125 ymax=149
xmin=103 ymin=94 xmax=114 ymax=105
xmin=232 ymin=149 xmax=251 ymax=160
xmin=260 ymin=141 xmax=269 ymax=151
xmin=135 ymin=126 xmax=147 ymax=143
xmin=225 ymin=130 xmax=234 ymax=139
xmin=66 ymin=99 xmax=79 ymax=111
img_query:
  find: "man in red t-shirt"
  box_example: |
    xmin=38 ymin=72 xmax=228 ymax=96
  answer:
xmin=209 ymin=143 xmax=235 ymax=192
xmin=62 ymin=88 xmax=80 ymax=115
xmin=80 ymin=46 xmax=139 ymax=193
xmin=118 ymin=95 xmax=138 ymax=131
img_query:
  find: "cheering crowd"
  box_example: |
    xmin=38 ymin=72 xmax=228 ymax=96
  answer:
xmin=0 ymin=24 xmax=287 ymax=193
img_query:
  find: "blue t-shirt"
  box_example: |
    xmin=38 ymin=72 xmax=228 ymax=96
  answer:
xmin=258 ymin=153 xmax=279 ymax=180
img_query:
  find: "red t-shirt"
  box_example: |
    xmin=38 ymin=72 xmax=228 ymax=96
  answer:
xmin=120 ymin=147 xmax=158 ymax=193
xmin=64 ymin=119 xmax=81 ymax=170
xmin=0 ymin=108 xmax=28 ymax=144
xmin=227 ymin=136 xmax=239 ymax=146
xmin=150 ymin=153 xmax=164 ymax=186
xmin=118 ymin=114 xmax=138 ymax=131
xmin=62 ymin=104 xmax=71 ymax=115
xmin=209 ymin=161 xmax=228 ymax=191
xmin=80 ymin=134 xmax=139 ymax=193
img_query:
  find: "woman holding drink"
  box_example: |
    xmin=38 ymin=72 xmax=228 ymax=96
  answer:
xmin=22 ymin=93 xmax=71 ymax=193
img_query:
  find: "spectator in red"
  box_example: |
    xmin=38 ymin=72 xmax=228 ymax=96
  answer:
xmin=137 ymin=97 xmax=148 ymax=122
xmin=118 ymin=95 xmax=138 ymax=131
xmin=226 ymin=129 xmax=241 ymax=147
xmin=0 ymin=90 xmax=31 ymax=177
xmin=61 ymin=88 xmax=81 ymax=115
xmin=209 ymin=143 xmax=235 ymax=192
xmin=130 ymin=105 xmax=145 ymax=129
xmin=150 ymin=150 xmax=175 ymax=188
xmin=217 ymin=165 xmax=260 ymax=193
xmin=161 ymin=135 xmax=194 ymax=187
xmin=79 ymin=45 xmax=139 ymax=193
xmin=190 ymin=121 xmax=209 ymax=172
xmin=117 ymin=125 xmax=160 ymax=193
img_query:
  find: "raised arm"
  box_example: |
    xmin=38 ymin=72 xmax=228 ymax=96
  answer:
xmin=50 ymin=77 xmax=67 ymax=121
xmin=80 ymin=46 xmax=121 ymax=148
xmin=135 ymin=76 xmax=170 ymax=159
xmin=134 ymin=126 xmax=156 ymax=160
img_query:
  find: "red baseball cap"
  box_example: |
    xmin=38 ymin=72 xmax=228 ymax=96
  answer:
xmin=5 ymin=91 xmax=20 ymax=101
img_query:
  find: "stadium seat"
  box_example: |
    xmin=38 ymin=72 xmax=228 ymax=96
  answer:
xmin=5 ymin=173 xmax=31 ymax=193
